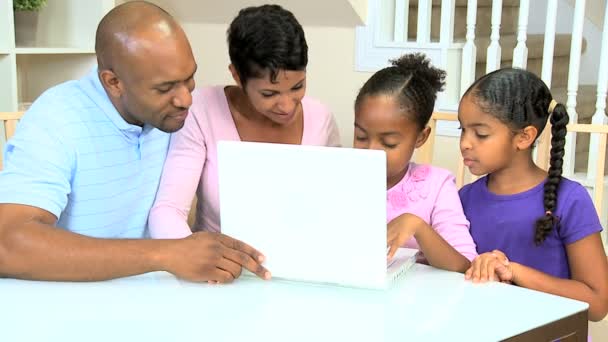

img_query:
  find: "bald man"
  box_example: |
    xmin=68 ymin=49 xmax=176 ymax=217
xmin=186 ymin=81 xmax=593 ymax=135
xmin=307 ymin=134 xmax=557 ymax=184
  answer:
xmin=0 ymin=1 xmax=269 ymax=283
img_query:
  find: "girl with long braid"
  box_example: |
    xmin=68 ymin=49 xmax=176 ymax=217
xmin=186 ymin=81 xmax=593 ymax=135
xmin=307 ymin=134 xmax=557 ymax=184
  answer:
xmin=458 ymin=68 xmax=608 ymax=321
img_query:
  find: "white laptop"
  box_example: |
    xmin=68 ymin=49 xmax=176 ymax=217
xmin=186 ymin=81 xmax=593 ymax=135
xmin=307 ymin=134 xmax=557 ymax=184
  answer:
xmin=217 ymin=141 xmax=418 ymax=290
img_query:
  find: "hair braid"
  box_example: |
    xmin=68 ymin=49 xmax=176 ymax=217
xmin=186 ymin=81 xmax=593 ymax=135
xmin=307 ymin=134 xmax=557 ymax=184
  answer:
xmin=534 ymin=103 xmax=569 ymax=244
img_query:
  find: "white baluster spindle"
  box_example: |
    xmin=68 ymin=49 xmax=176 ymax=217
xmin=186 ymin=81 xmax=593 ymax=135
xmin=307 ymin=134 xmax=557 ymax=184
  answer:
xmin=536 ymin=0 xmax=559 ymax=171
xmin=590 ymin=2 xmax=608 ymax=249
xmin=541 ymin=0 xmax=558 ymax=87
xmin=512 ymin=0 xmax=530 ymax=69
xmin=438 ymin=0 xmax=456 ymax=107
xmin=394 ymin=0 xmax=409 ymax=42
xmin=563 ymin=0 xmax=587 ymax=176
xmin=587 ymin=2 xmax=608 ymax=181
xmin=416 ymin=0 xmax=432 ymax=44
xmin=486 ymin=0 xmax=503 ymax=73
xmin=461 ymin=0 xmax=478 ymax=95
xmin=439 ymin=0 xmax=455 ymax=45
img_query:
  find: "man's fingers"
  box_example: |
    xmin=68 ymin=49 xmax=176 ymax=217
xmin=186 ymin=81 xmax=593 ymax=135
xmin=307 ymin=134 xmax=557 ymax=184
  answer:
xmin=217 ymin=234 xmax=271 ymax=280
xmin=222 ymin=247 xmax=271 ymax=280
xmin=218 ymin=234 xmax=265 ymax=263
xmin=208 ymin=268 xmax=235 ymax=284
xmin=217 ymin=257 xmax=242 ymax=280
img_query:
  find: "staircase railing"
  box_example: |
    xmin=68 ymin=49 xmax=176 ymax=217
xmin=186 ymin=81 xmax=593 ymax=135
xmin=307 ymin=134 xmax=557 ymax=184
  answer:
xmin=357 ymin=0 xmax=608 ymax=238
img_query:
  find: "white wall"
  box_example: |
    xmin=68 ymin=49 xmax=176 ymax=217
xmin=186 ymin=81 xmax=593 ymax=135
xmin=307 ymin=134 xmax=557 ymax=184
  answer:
xmin=181 ymin=23 xmax=461 ymax=174
xmin=173 ymin=1 xmax=470 ymax=173
xmin=171 ymin=4 xmax=374 ymax=148
xmin=150 ymin=0 xmax=365 ymax=26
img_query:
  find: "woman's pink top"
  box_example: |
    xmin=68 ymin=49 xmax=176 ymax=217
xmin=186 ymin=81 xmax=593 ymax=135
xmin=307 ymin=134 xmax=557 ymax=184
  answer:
xmin=148 ymin=86 xmax=341 ymax=238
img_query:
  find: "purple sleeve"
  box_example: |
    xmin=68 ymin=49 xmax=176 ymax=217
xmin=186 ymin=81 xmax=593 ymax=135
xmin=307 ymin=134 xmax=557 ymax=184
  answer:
xmin=558 ymin=182 xmax=603 ymax=245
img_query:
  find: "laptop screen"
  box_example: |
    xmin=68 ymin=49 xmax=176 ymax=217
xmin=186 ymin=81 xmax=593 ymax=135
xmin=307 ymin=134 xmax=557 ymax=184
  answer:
xmin=218 ymin=141 xmax=389 ymax=289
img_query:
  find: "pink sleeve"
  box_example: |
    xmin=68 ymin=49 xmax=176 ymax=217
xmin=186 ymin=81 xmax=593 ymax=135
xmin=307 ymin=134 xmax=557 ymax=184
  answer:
xmin=148 ymin=109 xmax=206 ymax=239
xmin=431 ymin=173 xmax=478 ymax=261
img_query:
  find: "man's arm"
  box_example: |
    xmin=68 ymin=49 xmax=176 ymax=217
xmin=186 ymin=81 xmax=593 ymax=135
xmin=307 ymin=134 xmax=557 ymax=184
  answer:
xmin=0 ymin=204 xmax=270 ymax=282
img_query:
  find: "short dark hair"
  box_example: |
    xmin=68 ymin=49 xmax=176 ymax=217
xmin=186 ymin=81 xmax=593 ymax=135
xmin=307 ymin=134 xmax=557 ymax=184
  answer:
xmin=355 ymin=53 xmax=446 ymax=131
xmin=227 ymin=4 xmax=308 ymax=84
xmin=464 ymin=68 xmax=570 ymax=245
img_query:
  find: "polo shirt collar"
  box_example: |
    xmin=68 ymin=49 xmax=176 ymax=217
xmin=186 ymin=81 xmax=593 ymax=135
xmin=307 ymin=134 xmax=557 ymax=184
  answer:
xmin=79 ymin=66 xmax=143 ymax=138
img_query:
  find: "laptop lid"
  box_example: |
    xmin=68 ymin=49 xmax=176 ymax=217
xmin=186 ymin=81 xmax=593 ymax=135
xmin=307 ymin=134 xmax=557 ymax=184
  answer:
xmin=218 ymin=141 xmax=404 ymax=289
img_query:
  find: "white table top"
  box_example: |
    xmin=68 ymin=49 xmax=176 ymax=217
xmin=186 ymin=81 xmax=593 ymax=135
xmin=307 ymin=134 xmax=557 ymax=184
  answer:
xmin=0 ymin=264 xmax=587 ymax=342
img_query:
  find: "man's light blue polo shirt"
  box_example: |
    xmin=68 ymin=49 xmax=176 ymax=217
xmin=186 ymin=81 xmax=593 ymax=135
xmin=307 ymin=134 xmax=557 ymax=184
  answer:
xmin=0 ymin=68 xmax=170 ymax=238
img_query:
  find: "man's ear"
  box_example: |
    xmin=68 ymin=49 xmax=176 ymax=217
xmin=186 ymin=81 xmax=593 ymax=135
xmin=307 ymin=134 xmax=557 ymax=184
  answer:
xmin=415 ymin=126 xmax=431 ymax=148
xmin=99 ymin=69 xmax=123 ymax=98
xmin=516 ymin=125 xmax=539 ymax=150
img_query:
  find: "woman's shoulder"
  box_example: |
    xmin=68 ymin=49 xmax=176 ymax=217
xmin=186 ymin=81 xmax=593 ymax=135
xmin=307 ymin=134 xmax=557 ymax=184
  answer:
xmin=301 ymin=96 xmax=340 ymax=146
xmin=188 ymin=85 xmax=232 ymax=119
xmin=301 ymin=96 xmax=332 ymax=119
xmin=191 ymin=86 xmax=226 ymax=105
xmin=180 ymin=86 xmax=235 ymax=137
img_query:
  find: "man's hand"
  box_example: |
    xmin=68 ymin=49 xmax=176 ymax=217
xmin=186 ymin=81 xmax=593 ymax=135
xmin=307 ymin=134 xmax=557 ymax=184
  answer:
xmin=159 ymin=232 xmax=271 ymax=283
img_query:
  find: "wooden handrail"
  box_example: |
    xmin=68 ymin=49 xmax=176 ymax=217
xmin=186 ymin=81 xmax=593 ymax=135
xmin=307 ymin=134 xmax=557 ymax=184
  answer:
xmin=425 ymin=111 xmax=607 ymax=219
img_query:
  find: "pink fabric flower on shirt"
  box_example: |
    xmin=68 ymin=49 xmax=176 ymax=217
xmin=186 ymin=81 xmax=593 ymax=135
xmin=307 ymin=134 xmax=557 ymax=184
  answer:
xmin=388 ymin=164 xmax=431 ymax=208
xmin=388 ymin=188 xmax=409 ymax=208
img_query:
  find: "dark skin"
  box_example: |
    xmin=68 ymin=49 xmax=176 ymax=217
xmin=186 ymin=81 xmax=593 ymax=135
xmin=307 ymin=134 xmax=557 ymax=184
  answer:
xmin=0 ymin=2 xmax=270 ymax=283
xmin=97 ymin=5 xmax=197 ymax=134
xmin=354 ymin=95 xmax=471 ymax=273
xmin=459 ymin=95 xmax=608 ymax=321
xmin=226 ymin=65 xmax=305 ymax=144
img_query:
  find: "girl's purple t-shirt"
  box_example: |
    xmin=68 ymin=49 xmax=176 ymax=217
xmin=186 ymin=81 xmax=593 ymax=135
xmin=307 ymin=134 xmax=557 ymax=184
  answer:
xmin=459 ymin=177 xmax=602 ymax=279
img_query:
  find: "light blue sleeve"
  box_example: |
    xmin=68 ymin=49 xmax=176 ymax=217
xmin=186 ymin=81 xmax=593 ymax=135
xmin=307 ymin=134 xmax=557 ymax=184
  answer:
xmin=0 ymin=114 xmax=74 ymax=219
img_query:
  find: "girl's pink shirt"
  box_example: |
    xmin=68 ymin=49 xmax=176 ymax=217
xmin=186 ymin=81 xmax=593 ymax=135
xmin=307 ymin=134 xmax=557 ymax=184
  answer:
xmin=387 ymin=162 xmax=478 ymax=261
